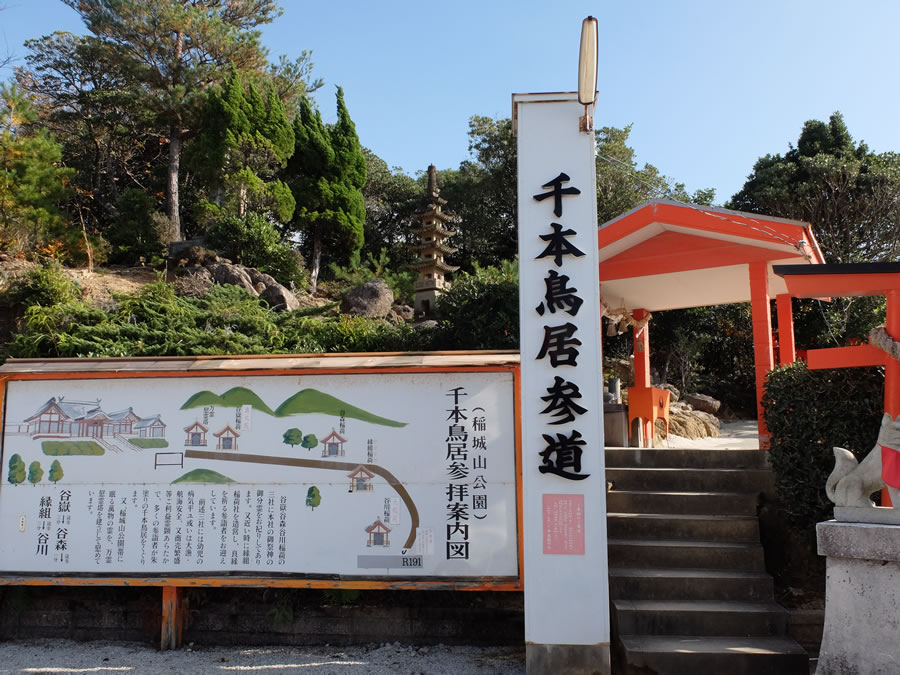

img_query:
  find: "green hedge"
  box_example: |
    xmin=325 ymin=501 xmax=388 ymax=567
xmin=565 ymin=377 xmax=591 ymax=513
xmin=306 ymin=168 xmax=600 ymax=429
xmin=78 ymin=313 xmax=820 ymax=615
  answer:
xmin=128 ymin=438 xmax=169 ymax=449
xmin=762 ymin=361 xmax=883 ymax=531
xmin=42 ymin=441 xmax=105 ymax=456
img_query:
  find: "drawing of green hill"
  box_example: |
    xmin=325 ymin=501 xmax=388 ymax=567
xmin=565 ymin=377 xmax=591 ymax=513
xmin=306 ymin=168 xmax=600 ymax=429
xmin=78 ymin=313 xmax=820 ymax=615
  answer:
xmin=180 ymin=387 xmax=275 ymax=415
xmin=172 ymin=469 xmax=235 ymax=484
xmin=274 ymin=389 xmax=407 ymax=427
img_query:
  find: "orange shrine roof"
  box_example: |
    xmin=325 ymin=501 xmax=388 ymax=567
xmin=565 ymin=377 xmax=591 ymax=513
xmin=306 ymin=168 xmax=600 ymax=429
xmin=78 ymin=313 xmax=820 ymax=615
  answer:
xmin=598 ymin=200 xmax=825 ymax=312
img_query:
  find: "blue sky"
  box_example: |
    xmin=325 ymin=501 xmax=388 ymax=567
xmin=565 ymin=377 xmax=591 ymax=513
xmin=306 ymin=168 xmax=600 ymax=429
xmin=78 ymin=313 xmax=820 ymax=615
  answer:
xmin=3 ymin=0 xmax=900 ymax=205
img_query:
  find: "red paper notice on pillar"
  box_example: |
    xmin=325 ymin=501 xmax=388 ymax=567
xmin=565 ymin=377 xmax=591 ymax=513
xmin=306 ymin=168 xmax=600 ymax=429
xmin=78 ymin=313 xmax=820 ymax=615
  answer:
xmin=542 ymin=493 xmax=585 ymax=555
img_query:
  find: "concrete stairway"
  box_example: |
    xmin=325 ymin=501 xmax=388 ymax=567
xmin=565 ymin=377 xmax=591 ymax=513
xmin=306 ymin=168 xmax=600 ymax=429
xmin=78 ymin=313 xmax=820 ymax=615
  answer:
xmin=605 ymin=447 xmax=808 ymax=674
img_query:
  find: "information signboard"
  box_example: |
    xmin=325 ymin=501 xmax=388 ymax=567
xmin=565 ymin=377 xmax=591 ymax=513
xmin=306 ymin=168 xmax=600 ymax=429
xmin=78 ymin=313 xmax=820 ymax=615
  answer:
xmin=0 ymin=360 xmax=520 ymax=583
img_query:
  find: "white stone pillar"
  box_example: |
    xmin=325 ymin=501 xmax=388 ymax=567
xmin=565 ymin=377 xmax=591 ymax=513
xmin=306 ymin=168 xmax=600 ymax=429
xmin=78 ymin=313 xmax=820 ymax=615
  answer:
xmin=514 ymin=91 xmax=610 ymax=673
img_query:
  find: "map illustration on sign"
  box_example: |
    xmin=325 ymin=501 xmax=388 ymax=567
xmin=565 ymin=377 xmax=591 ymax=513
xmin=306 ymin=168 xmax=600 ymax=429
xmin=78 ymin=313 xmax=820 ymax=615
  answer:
xmin=0 ymin=371 xmax=517 ymax=580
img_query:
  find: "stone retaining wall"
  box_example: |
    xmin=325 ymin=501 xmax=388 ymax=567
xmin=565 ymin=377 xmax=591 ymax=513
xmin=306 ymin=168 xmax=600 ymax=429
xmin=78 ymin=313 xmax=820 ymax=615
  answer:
xmin=0 ymin=587 xmax=524 ymax=646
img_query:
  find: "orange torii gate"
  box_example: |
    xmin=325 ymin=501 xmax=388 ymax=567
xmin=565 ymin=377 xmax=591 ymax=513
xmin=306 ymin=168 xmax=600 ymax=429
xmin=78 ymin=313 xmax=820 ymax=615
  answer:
xmin=774 ymin=263 xmax=900 ymax=504
xmin=598 ymin=200 xmax=826 ymax=447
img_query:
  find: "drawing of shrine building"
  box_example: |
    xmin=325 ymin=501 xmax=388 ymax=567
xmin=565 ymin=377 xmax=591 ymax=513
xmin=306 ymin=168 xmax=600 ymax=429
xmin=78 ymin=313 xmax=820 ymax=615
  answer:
xmin=347 ymin=465 xmax=375 ymax=492
xmin=184 ymin=421 xmax=208 ymax=447
xmin=23 ymin=397 xmax=165 ymax=440
xmin=214 ymin=425 xmax=239 ymax=450
xmin=134 ymin=414 xmax=166 ymax=438
xmin=365 ymin=519 xmax=391 ymax=547
xmin=321 ymin=429 xmax=347 ymax=457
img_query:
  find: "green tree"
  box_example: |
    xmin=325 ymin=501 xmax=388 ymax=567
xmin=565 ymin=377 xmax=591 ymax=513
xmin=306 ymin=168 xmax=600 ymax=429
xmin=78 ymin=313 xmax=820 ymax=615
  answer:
xmin=27 ymin=460 xmax=44 ymax=485
xmin=730 ymin=112 xmax=900 ymax=263
xmin=282 ymin=428 xmax=302 ymax=447
xmin=107 ymin=189 xmax=167 ymax=264
xmin=204 ymin=212 xmax=305 ymax=287
xmin=729 ymin=112 xmax=900 ymax=345
xmin=7 ymin=454 xmax=25 ymax=486
xmin=434 ymin=260 xmax=519 ymax=350
xmin=305 ymin=485 xmax=321 ymax=509
xmin=438 ymin=117 xmax=714 ymax=271
xmin=301 ymin=434 xmax=317 ymax=450
xmin=49 ymin=459 xmax=64 ymax=484
xmin=439 ymin=116 xmax=517 ymax=270
xmin=17 ymin=31 xmax=161 ymax=255
xmin=359 ymin=148 xmax=421 ymax=266
xmin=595 ymin=124 xmax=714 ymax=224
xmin=190 ymin=67 xmax=295 ymax=223
xmin=0 ymin=84 xmax=74 ymax=258
xmin=63 ymin=0 xmax=283 ymax=242
xmin=286 ymin=87 xmax=366 ymax=293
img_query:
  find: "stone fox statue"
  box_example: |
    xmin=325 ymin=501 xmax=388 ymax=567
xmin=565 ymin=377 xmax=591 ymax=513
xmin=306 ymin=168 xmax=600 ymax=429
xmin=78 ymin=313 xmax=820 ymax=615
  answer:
xmin=826 ymin=413 xmax=900 ymax=508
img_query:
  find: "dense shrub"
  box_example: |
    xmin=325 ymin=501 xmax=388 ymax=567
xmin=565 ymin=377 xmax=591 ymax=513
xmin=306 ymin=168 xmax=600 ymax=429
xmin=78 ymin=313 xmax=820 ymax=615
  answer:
xmin=435 ymin=260 xmax=519 ymax=350
xmin=325 ymin=250 xmax=415 ymax=305
xmin=7 ymin=278 xmax=438 ymax=359
xmin=278 ymin=313 xmax=435 ymax=354
xmin=204 ymin=212 xmax=306 ymax=288
xmin=8 ymin=281 xmax=284 ymax=358
xmin=762 ymin=361 xmax=883 ymax=531
xmin=106 ymin=189 xmax=166 ymax=265
xmin=3 ymin=261 xmax=80 ymax=309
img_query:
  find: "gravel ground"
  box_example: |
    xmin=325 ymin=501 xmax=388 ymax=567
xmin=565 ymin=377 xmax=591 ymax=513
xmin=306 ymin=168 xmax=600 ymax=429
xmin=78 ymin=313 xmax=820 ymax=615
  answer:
xmin=0 ymin=639 xmax=525 ymax=674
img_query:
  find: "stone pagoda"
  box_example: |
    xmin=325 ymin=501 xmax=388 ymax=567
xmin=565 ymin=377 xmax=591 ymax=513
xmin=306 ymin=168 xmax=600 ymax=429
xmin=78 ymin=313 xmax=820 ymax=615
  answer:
xmin=411 ymin=165 xmax=458 ymax=316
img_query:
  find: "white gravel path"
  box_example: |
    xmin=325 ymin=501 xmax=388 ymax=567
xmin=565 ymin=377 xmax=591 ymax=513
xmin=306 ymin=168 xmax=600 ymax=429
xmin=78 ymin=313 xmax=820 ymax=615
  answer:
xmin=0 ymin=639 xmax=525 ymax=674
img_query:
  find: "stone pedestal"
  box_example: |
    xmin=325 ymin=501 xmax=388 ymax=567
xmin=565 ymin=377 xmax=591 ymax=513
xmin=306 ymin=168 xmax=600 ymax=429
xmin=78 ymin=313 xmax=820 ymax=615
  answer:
xmin=816 ymin=520 xmax=900 ymax=674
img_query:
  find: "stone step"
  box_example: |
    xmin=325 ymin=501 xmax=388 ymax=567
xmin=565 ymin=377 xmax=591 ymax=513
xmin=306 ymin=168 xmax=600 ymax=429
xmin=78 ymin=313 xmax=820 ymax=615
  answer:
xmin=617 ymin=635 xmax=808 ymax=675
xmin=606 ymin=467 xmax=775 ymax=492
xmin=608 ymin=538 xmax=766 ymax=570
xmin=607 ymin=513 xmax=760 ymax=541
xmin=614 ymin=599 xmax=789 ymax=637
xmin=608 ymin=567 xmax=774 ymax=602
xmin=606 ymin=489 xmax=759 ymax=516
xmin=606 ymin=447 xmax=770 ymax=470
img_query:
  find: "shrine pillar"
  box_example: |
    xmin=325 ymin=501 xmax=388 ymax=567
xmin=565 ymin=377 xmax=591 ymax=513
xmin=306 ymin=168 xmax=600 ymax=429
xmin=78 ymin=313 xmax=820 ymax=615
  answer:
xmin=632 ymin=309 xmax=651 ymax=388
xmin=749 ymin=263 xmax=774 ymax=446
xmin=632 ymin=308 xmax=652 ymax=443
xmin=775 ymin=294 xmax=796 ymax=365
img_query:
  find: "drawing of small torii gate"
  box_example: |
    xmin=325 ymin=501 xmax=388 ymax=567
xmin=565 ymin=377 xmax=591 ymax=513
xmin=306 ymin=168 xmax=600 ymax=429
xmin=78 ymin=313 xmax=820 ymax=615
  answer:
xmin=184 ymin=450 xmax=420 ymax=549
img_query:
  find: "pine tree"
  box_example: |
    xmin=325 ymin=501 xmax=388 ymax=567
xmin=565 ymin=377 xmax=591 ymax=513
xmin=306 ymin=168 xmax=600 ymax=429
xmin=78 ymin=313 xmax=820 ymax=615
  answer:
xmin=286 ymin=87 xmax=366 ymax=293
xmin=62 ymin=0 xmax=282 ymax=241
xmin=0 ymin=84 xmax=73 ymax=257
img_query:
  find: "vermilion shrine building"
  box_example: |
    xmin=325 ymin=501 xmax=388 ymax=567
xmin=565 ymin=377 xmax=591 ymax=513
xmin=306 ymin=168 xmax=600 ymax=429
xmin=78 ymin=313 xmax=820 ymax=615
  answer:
xmin=599 ymin=200 xmax=826 ymax=447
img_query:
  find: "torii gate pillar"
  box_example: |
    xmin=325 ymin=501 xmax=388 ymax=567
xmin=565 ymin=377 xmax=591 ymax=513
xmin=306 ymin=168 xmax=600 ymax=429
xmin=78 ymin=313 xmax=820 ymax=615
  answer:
xmin=775 ymin=263 xmax=900 ymax=505
xmin=750 ymin=262 xmax=775 ymax=446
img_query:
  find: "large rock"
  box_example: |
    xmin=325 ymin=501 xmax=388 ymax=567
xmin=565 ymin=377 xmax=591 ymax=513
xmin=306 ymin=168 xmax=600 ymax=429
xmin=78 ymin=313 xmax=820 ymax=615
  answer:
xmin=683 ymin=393 xmax=721 ymax=415
xmin=244 ymin=267 xmax=279 ymax=289
xmin=260 ymin=283 xmax=300 ymax=311
xmin=340 ymin=279 xmax=394 ymax=318
xmin=658 ymin=383 xmax=681 ymax=403
xmin=206 ymin=263 xmax=258 ymax=296
xmin=665 ymin=407 xmax=721 ymax=439
xmin=392 ymin=304 xmax=415 ymax=321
